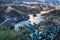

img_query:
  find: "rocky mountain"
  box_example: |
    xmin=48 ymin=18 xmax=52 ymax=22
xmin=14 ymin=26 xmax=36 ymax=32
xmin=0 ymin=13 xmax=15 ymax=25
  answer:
xmin=0 ymin=3 xmax=54 ymax=26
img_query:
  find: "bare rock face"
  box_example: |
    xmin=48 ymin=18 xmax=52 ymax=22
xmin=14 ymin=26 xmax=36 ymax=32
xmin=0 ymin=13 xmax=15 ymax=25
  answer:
xmin=0 ymin=3 xmax=55 ymax=26
xmin=0 ymin=6 xmax=30 ymax=26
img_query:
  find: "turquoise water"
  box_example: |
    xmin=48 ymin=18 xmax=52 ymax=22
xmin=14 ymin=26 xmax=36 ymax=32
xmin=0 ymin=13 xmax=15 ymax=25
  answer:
xmin=14 ymin=17 xmax=45 ymax=31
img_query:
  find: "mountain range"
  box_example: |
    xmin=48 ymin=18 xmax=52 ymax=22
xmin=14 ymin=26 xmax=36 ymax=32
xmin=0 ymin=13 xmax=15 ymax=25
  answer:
xmin=0 ymin=0 xmax=60 ymax=4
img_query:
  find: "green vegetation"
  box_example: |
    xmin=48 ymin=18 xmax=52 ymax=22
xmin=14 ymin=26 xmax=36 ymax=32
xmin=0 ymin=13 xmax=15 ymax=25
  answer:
xmin=0 ymin=26 xmax=25 ymax=40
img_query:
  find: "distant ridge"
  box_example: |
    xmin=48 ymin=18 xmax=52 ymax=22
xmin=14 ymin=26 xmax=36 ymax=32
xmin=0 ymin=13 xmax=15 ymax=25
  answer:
xmin=0 ymin=0 xmax=36 ymax=4
xmin=0 ymin=0 xmax=60 ymax=4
